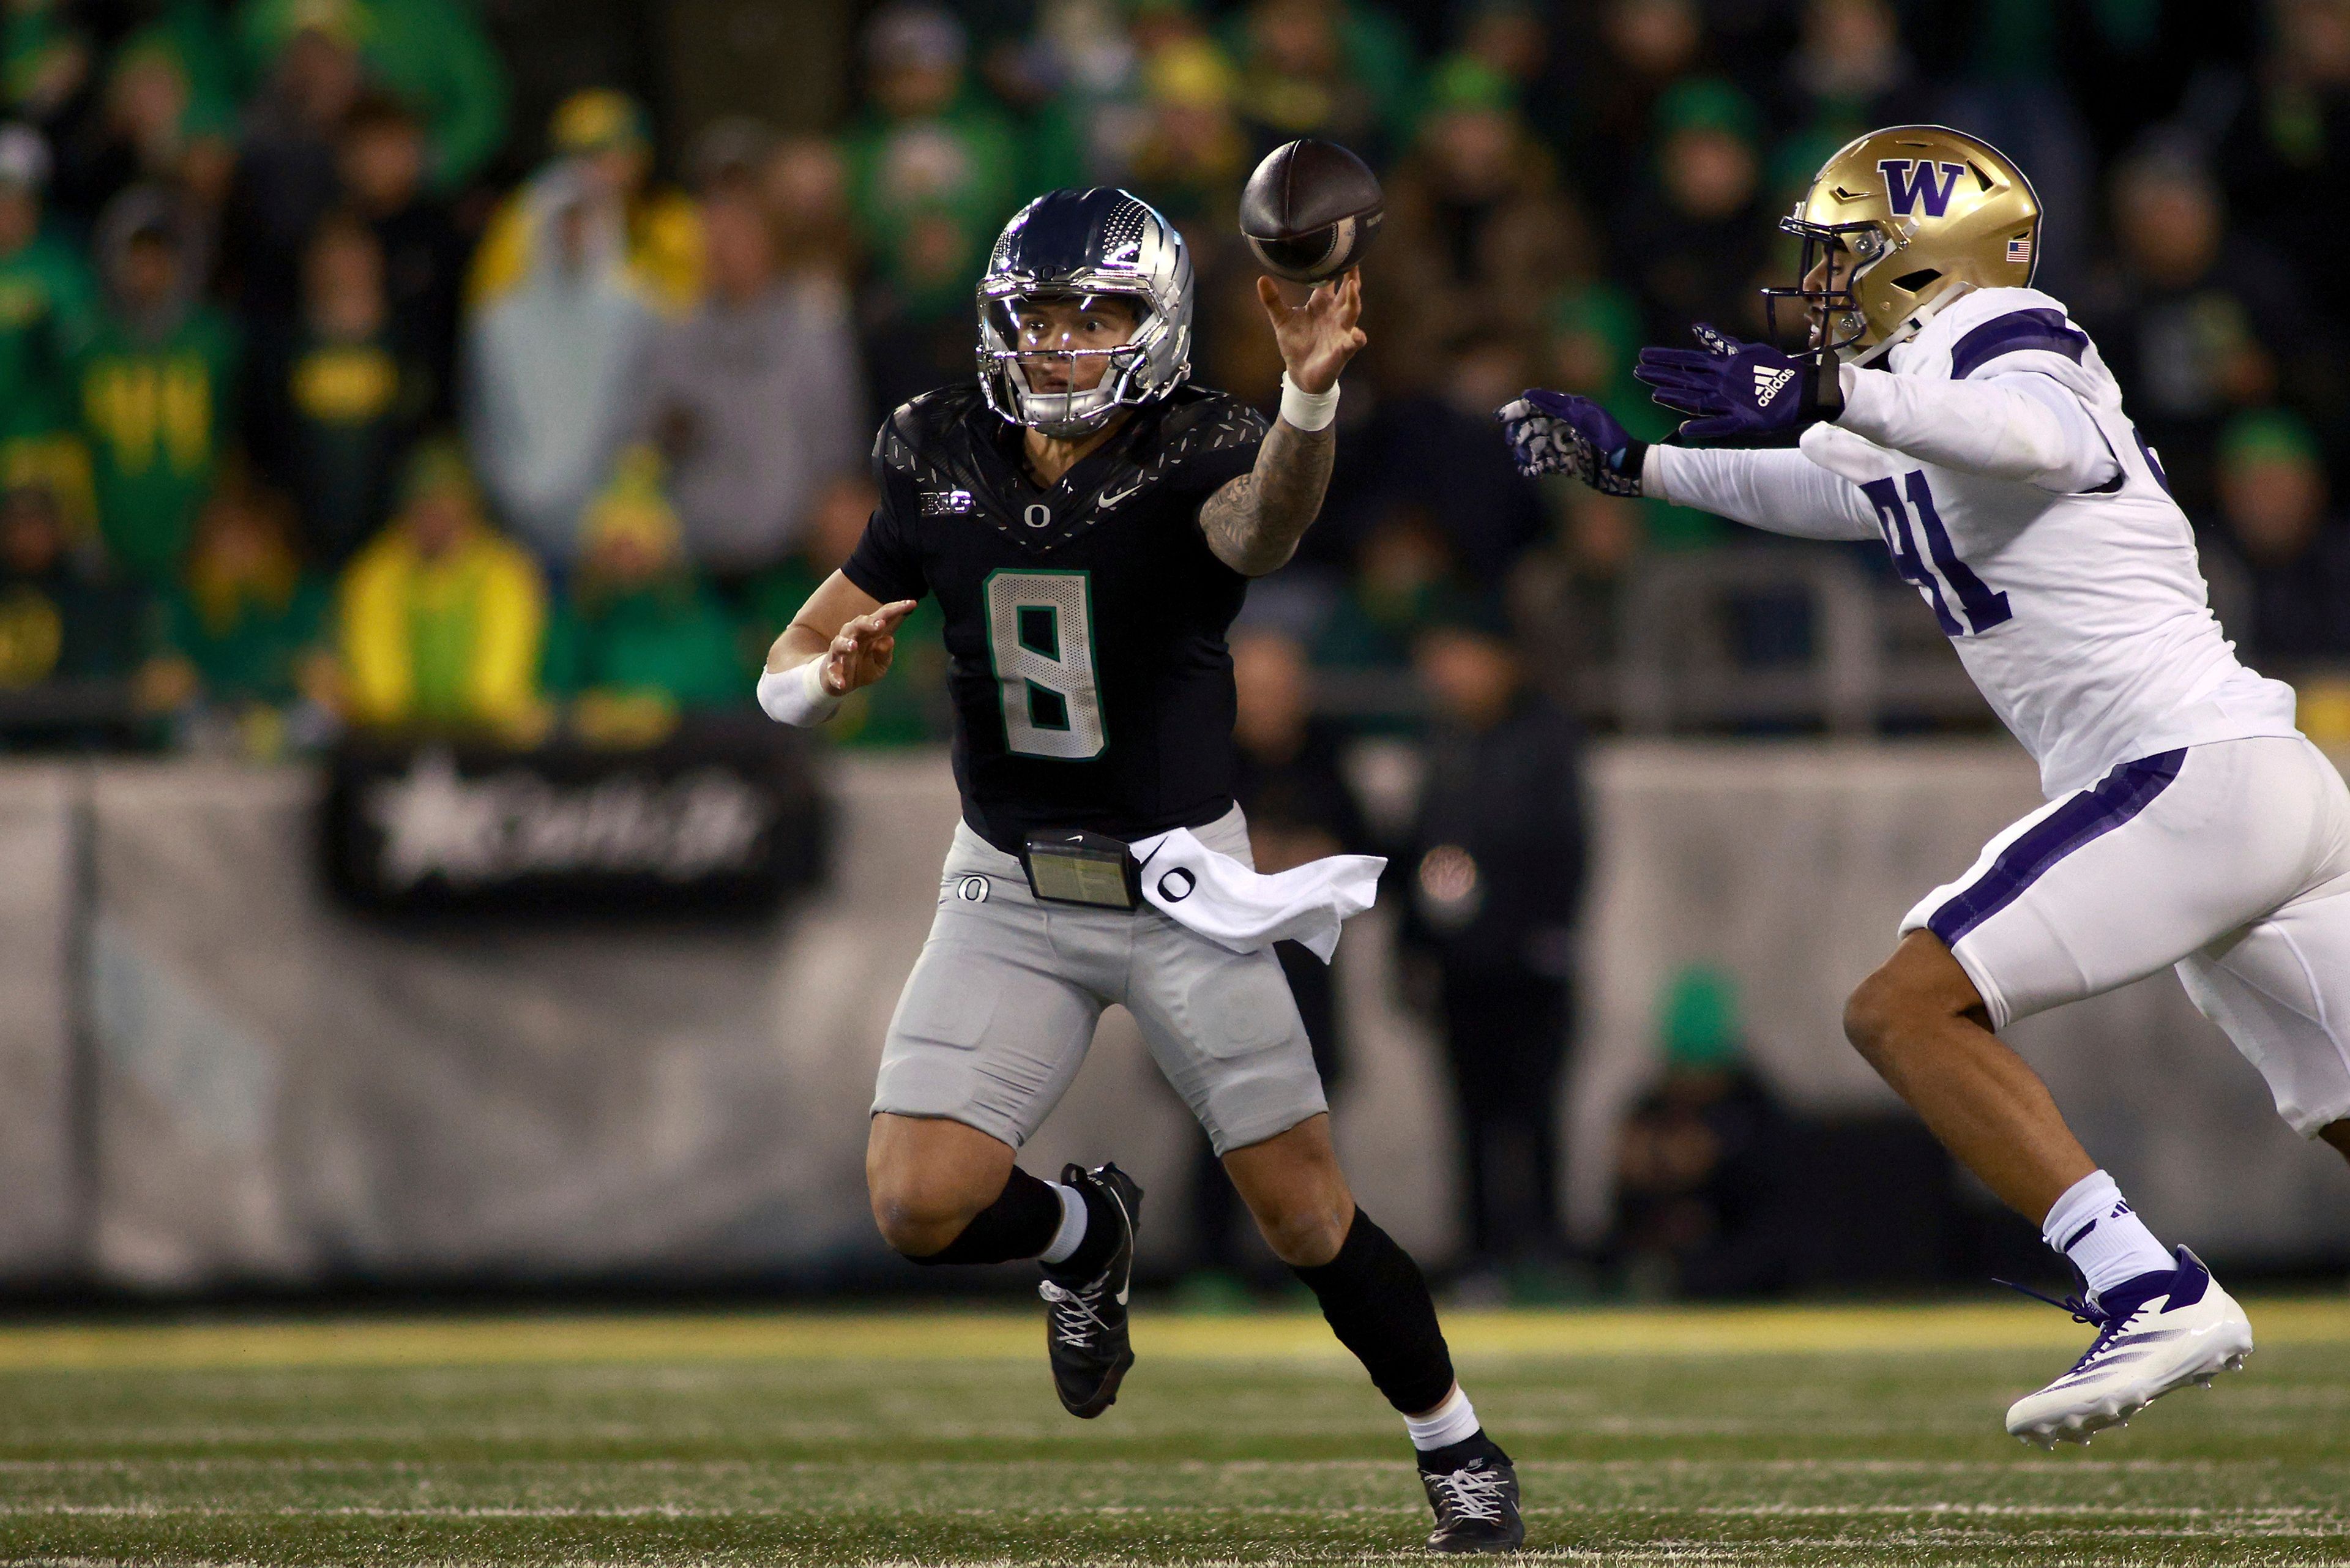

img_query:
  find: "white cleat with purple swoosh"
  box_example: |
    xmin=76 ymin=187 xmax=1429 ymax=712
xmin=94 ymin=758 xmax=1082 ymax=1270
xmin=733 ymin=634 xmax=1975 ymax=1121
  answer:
xmin=2004 ymin=1246 xmax=2254 ymax=1448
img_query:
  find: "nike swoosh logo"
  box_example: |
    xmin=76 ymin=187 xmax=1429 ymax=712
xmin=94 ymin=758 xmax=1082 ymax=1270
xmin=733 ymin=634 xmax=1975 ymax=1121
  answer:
xmin=1097 ymin=479 xmax=1146 ymax=509
xmin=1117 ymin=1287 xmax=1129 ymax=1304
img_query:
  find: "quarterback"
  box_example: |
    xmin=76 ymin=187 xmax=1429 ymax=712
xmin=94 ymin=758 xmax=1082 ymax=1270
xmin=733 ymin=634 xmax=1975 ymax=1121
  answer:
xmin=760 ymin=189 xmax=1523 ymax=1552
xmin=1507 ymin=125 xmax=2350 ymax=1446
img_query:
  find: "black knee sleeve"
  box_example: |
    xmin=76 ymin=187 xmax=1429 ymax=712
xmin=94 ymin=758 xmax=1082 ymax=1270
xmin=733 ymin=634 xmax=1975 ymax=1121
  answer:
xmin=1290 ymin=1208 xmax=1457 ymax=1414
xmin=903 ymin=1165 xmax=1062 ymax=1266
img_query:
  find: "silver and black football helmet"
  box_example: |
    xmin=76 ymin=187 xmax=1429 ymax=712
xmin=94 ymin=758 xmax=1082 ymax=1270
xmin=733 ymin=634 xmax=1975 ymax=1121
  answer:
xmin=977 ymin=187 xmax=1193 ymax=438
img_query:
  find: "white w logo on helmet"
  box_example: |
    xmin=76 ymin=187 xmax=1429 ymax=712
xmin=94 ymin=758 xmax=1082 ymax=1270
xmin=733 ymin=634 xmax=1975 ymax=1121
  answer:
xmin=1753 ymin=365 xmax=1795 ymax=406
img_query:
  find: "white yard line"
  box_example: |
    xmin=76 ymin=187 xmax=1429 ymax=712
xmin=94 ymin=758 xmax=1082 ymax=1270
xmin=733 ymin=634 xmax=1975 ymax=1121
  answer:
xmin=2 ymin=1501 xmax=2341 ymax=1523
xmin=3 ymin=1454 xmax=2331 ymax=1473
xmin=0 ymin=1561 xmax=2337 ymax=1568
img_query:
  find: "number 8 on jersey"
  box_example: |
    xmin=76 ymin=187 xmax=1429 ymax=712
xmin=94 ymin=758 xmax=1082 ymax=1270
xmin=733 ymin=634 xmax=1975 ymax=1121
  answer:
xmin=987 ymin=570 xmax=1105 ymax=760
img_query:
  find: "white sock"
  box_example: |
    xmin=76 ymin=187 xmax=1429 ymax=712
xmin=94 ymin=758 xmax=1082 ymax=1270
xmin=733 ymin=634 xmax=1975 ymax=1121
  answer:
xmin=1403 ymin=1384 xmax=1481 ymax=1452
xmin=1039 ymin=1182 xmax=1087 ymax=1266
xmin=2042 ymin=1170 xmax=2172 ymax=1302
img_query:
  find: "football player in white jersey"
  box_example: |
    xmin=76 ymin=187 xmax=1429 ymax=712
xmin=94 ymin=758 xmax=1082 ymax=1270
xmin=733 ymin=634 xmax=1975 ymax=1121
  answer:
xmin=1504 ymin=125 xmax=2350 ymax=1447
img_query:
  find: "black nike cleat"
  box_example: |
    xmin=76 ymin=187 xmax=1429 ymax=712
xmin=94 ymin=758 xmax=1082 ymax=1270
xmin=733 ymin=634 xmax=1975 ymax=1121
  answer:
xmin=1419 ymin=1437 xmax=1524 ymax=1554
xmin=1037 ymin=1161 xmax=1141 ymax=1419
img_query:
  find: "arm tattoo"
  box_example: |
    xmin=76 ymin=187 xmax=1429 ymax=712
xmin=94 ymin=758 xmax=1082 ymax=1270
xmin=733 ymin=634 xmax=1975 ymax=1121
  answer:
xmin=1199 ymin=417 xmax=1336 ymax=577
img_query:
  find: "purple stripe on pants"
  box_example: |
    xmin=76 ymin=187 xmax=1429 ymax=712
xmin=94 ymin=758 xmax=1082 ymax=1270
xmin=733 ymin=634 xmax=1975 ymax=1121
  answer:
xmin=1928 ymin=750 xmax=2187 ymax=949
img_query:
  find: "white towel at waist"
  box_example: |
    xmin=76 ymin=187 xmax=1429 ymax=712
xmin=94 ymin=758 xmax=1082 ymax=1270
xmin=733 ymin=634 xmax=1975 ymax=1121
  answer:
xmin=1127 ymin=827 xmax=1384 ymax=963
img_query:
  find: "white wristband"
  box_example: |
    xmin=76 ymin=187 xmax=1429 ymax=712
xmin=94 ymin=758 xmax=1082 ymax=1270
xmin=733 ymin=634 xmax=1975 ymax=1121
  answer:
xmin=1278 ymin=371 xmax=1340 ymax=432
xmin=756 ymin=659 xmax=843 ymax=726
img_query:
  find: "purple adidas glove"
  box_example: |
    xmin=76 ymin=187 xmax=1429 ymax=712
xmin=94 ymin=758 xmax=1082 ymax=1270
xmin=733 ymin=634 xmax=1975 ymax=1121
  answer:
xmin=1633 ymin=323 xmax=1843 ymax=445
xmin=1496 ymin=389 xmax=1646 ymax=496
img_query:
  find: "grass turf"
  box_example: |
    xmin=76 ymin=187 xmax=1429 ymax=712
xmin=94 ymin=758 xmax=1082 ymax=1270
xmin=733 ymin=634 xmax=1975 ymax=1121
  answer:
xmin=1 ymin=1299 xmax=2346 ymax=1565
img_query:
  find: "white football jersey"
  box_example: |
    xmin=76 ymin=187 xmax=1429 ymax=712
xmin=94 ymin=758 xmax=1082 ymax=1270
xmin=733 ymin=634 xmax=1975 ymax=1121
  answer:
xmin=1665 ymin=285 xmax=2302 ymax=800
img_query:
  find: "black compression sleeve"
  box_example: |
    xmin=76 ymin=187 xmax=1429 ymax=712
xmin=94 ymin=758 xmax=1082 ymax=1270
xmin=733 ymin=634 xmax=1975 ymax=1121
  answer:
xmin=903 ymin=1165 xmax=1063 ymax=1266
xmin=1290 ymin=1208 xmax=1458 ymax=1414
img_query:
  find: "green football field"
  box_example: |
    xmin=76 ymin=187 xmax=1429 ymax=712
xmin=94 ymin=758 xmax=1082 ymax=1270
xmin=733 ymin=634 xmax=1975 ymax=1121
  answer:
xmin=2 ymin=1299 xmax=2346 ymax=1566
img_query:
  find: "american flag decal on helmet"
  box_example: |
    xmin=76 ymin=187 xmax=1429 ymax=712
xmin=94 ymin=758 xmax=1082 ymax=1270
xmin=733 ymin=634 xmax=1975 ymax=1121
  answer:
xmin=2008 ymin=236 xmax=2033 ymax=264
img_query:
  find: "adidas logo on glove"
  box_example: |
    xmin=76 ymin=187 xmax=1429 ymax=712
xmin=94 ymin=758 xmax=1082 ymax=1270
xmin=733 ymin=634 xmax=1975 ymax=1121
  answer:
xmin=1753 ymin=366 xmax=1796 ymax=406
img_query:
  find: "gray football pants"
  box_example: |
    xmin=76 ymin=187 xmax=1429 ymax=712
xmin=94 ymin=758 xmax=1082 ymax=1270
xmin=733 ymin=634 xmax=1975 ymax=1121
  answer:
xmin=871 ymin=807 xmax=1329 ymax=1156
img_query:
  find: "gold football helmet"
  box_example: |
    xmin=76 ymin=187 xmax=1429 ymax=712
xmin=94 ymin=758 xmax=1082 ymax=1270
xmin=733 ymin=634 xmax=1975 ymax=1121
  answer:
xmin=1764 ymin=124 xmax=2042 ymax=364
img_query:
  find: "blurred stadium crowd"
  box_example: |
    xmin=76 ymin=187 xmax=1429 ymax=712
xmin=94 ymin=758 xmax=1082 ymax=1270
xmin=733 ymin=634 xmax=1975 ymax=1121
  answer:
xmin=0 ymin=0 xmax=2346 ymax=760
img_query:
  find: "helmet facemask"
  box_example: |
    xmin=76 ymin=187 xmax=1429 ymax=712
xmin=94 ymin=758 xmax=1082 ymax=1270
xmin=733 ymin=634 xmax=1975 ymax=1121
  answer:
xmin=979 ymin=287 xmax=1165 ymax=438
xmin=1762 ymin=218 xmax=1920 ymax=363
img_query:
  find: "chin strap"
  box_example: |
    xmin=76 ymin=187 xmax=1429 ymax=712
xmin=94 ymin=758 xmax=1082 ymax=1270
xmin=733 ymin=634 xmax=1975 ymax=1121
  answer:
xmin=1849 ymin=278 xmax=1977 ymax=367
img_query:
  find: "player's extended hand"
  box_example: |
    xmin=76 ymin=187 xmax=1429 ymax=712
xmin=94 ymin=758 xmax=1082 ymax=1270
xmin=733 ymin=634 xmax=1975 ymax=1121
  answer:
xmin=1257 ymin=268 xmax=1367 ymax=394
xmin=819 ymin=600 xmax=917 ymax=695
xmin=1497 ymin=389 xmax=1645 ymax=495
xmin=1632 ymin=323 xmax=1843 ymax=445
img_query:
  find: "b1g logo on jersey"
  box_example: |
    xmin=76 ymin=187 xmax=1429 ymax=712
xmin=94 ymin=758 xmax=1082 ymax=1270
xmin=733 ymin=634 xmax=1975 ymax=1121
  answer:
xmin=1878 ymin=158 xmax=1966 ymax=218
xmin=921 ymin=489 xmax=975 ymax=517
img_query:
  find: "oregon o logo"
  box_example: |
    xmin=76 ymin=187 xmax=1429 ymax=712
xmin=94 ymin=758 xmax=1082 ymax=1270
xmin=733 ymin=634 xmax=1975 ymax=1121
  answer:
xmin=1157 ymin=868 xmax=1196 ymax=902
xmin=956 ymin=875 xmax=990 ymax=903
xmin=1023 ymin=503 xmax=1051 ymax=529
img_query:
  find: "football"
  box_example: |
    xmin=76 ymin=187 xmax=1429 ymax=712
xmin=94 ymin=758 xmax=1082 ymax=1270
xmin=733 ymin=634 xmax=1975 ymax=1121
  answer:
xmin=1237 ymin=137 xmax=1384 ymax=283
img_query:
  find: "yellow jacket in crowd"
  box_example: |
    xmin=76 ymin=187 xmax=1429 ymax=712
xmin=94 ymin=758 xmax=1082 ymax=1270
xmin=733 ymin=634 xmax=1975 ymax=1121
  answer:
xmin=338 ymin=517 xmax=546 ymax=736
xmin=464 ymin=90 xmax=702 ymax=319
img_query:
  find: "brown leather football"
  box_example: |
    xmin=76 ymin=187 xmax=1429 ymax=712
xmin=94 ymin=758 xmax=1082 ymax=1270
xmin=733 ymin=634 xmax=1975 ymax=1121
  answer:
xmin=1238 ymin=138 xmax=1384 ymax=283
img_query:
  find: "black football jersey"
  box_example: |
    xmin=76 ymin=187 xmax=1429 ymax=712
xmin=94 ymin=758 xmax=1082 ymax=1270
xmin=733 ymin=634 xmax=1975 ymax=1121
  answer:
xmin=843 ymin=380 xmax=1269 ymax=853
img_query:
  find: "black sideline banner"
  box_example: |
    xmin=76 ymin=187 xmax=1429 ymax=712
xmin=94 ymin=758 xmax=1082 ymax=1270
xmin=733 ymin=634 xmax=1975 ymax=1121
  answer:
xmin=323 ymin=719 xmax=827 ymax=914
